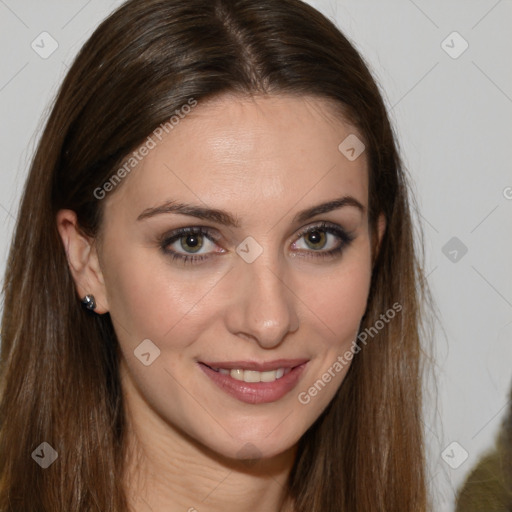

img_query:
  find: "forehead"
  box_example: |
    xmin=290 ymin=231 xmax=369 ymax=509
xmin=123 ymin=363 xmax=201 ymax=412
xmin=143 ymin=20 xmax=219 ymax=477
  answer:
xmin=105 ymin=94 xmax=368 ymax=224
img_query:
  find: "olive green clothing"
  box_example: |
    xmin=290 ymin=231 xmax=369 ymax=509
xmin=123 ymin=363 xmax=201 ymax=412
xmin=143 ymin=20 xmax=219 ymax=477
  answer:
xmin=456 ymin=448 xmax=512 ymax=512
xmin=456 ymin=396 xmax=512 ymax=512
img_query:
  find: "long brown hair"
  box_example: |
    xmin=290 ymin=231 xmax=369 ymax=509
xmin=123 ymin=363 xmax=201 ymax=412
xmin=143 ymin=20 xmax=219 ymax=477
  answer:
xmin=0 ymin=0 xmax=431 ymax=510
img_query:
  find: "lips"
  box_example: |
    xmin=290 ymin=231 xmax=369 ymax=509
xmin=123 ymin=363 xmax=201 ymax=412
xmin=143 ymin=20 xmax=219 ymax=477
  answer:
xmin=198 ymin=359 xmax=309 ymax=404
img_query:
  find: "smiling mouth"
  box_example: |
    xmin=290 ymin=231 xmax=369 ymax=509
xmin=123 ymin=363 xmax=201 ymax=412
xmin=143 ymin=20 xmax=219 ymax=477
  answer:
xmin=198 ymin=359 xmax=309 ymax=404
xmin=202 ymin=364 xmax=294 ymax=383
xmin=199 ymin=358 xmax=308 ymax=383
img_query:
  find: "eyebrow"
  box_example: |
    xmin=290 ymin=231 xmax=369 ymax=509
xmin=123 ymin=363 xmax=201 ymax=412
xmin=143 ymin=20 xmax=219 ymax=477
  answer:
xmin=136 ymin=196 xmax=365 ymax=227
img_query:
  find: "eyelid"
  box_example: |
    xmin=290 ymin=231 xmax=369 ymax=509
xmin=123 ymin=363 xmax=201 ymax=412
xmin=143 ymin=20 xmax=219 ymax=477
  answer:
xmin=161 ymin=221 xmax=352 ymax=242
xmin=159 ymin=225 xmax=221 ymax=244
xmin=294 ymin=220 xmax=353 ymax=240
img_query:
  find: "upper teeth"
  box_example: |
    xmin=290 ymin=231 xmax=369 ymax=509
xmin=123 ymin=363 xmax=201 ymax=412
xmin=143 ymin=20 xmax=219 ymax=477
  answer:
xmin=215 ymin=367 xmax=291 ymax=382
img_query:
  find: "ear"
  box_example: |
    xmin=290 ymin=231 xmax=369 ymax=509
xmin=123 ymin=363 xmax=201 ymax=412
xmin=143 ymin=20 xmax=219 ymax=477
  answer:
xmin=371 ymin=213 xmax=386 ymax=268
xmin=56 ymin=209 xmax=109 ymax=314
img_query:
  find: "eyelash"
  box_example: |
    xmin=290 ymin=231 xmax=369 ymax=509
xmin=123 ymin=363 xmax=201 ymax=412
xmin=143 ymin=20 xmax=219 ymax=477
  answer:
xmin=159 ymin=222 xmax=355 ymax=266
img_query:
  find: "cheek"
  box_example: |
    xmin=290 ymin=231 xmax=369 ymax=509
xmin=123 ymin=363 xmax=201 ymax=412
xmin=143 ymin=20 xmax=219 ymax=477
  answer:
xmin=291 ymin=252 xmax=372 ymax=417
xmin=102 ymin=246 xmax=222 ymax=343
xmin=299 ymin=248 xmax=373 ymax=345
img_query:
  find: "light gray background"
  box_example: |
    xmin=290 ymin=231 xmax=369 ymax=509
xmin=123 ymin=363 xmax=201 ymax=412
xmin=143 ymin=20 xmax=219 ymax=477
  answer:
xmin=1 ymin=1 xmax=511 ymax=510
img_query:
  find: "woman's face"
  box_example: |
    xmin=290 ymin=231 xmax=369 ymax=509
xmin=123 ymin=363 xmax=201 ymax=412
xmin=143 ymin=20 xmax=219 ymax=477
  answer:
xmin=94 ymin=94 xmax=382 ymax=461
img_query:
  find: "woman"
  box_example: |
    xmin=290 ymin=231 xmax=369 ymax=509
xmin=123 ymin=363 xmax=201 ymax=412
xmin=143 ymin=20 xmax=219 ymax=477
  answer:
xmin=0 ymin=0 xmax=431 ymax=510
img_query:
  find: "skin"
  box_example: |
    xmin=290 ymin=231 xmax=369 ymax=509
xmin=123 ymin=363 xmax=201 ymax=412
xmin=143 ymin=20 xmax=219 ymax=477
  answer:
xmin=57 ymin=94 xmax=385 ymax=512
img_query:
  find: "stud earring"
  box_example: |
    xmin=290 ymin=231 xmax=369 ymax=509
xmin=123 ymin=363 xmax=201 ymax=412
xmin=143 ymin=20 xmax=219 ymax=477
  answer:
xmin=81 ymin=294 xmax=96 ymax=311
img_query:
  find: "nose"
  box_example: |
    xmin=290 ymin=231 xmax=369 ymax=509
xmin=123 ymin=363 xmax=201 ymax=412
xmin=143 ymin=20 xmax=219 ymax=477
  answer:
xmin=225 ymin=250 xmax=300 ymax=349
